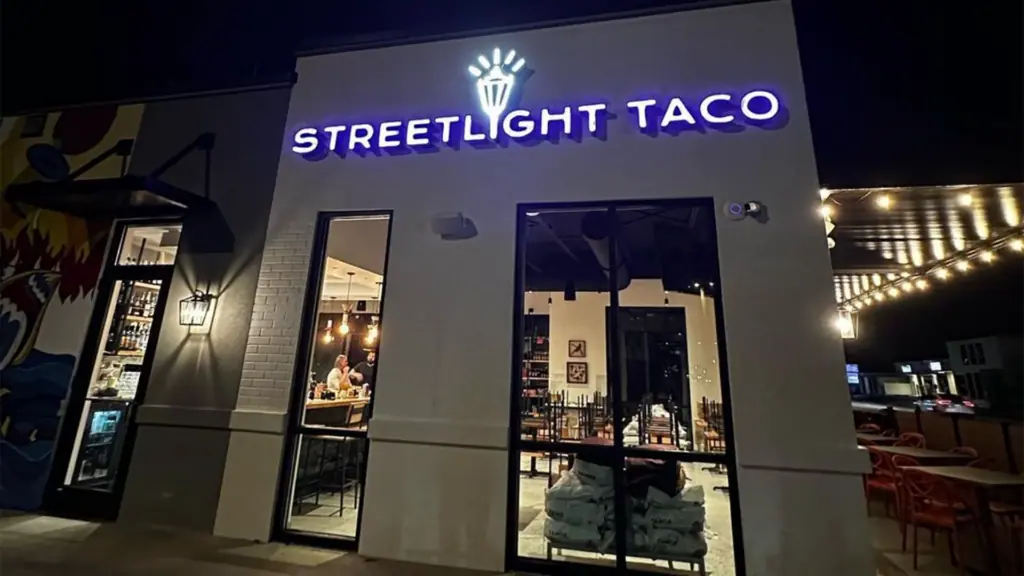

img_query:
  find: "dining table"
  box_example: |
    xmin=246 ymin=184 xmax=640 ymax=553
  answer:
xmin=867 ymin=445 xmax=977 ymax=466
xmin=856 ymin=433 xmax=899 ymax=445
xmin=903 ymin=466 xmax=1024 ymax=575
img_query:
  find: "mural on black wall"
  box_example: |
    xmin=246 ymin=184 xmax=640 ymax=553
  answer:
xmin=0 ymin=106 xmax=137 ymax=510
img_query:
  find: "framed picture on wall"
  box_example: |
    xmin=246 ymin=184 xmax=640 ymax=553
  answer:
xmin=566 ymin=362 xmax=588 ymax=385
xmin=568 ymin=340 xmax=586 ymax=358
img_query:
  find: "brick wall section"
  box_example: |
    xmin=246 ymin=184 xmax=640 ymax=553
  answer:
xmin=237 ymin=219 xmax=316 ymax=411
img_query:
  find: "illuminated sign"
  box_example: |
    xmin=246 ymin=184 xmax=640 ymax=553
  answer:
xmin=291 ymin=48 xmax=787 ymax=160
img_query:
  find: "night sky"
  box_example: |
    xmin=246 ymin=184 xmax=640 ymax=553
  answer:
xmin=3 ymin=1 xmax=1022 ymax=369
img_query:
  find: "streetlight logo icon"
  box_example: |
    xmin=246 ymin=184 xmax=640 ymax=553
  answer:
xmin=468 ymin=48 xmax=527 ymax=140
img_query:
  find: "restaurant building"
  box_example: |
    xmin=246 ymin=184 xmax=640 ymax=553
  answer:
xmin=1 ymin=2 xmax=876 ymax=575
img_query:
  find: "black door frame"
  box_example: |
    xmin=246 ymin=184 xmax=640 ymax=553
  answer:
xmin=505 ymin=199 xmax=748 ymax=575
xmin=271 ymin=210 xmax=394 ymax=551
xmin=45 ymin=218 xmax=180 ymax=520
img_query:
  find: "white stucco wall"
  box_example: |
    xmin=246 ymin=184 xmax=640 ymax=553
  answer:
xmin=222 ymin=2 xmax=872 ymax=575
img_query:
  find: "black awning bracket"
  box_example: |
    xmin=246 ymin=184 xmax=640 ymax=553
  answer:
xmin=4 ymin=132 xmax=222 ymax=221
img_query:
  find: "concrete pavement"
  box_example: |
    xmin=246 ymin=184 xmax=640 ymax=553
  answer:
xmin=0 ymin=513 xmax=496 ymax=576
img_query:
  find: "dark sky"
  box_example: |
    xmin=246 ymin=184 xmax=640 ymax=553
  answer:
xmin=3 ymin=1 xmax=1022 ymax=367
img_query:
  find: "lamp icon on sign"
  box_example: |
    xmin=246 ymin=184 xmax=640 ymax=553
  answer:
xmin=468 ymin=48 xmax=527 ymax=140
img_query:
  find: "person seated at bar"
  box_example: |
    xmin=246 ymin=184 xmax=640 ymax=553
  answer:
xmin=326 ymin=354 xmax=352 ymax=395
xmin=350 ymin=351 xmax=376 ymax=391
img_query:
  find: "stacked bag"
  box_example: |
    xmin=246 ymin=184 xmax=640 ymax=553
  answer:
xmin=641 ymin=484 xmax=709 ymax=558
xmin=543 ymin=458 xmax=710 ymax=559
xmin=543 ymin=459 xmax=615 ymax=551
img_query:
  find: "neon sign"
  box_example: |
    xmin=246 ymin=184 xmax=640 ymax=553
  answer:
xmin=291 ymin=48 xmax=786 ymax=160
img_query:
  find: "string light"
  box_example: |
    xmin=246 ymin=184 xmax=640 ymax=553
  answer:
xmin=934 ymin=268 xmax=950 ymax=279
xmin=873 ymin=292 xmax=885 ymax=302
xmin=1010 ymin=238 xmax=1024 ymax=252
xmin=979 ymin=250 xmax=995 ymax=263
xmin=915 ymin=279 xmax=929 ymax=290
xmin=955 ymin=260 xmax=970 ymax=272
xmin=887 ymin=287 xmax=900 ymax=298
xmin=900 ymin=282 xmax=914 ymax=293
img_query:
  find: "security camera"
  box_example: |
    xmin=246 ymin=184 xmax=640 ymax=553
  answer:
xmin=721 ymin=201 xmax=768 ymax=223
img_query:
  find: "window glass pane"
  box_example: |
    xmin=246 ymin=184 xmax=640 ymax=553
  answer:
xmin=609 ymin=206 xmax=727 ymax=455
xmin=301 ymin=215 xmax=389 ymax=431
xmin=622 ymin=456 xmax=736 ymax=575
xmin=64 ymin=278 xmax=165 ymax=491
xmin=285 ymin=434 xmax=366 ymax=538
xmin=117 ymin=224 xmax=181 ymax=265
xmin=521 ymin=208 xmax=614 ymax=443
xmin=517 ymin=447 xmax=619 ymax=564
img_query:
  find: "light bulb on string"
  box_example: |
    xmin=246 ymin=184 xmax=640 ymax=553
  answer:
xmin=934 ymin=268 xmax=950 ymax=280
xmin=1009 ymin=238 xmax=1024 ymax=252
xmin=915 ymin=279 xmax=929 ymax=290
xmin=955 ymin=260 xmax=970 ymax=272
xmin=979 ymin=250 xmax=995 ymax=263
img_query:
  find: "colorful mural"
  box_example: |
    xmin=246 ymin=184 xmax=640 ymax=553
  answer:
xmin=0 ymin=105 xmax=143 ymax=510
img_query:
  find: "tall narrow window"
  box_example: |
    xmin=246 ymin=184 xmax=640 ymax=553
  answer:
xmin=62 ymin=224 xmax=180 ymax=494
xmin=509 ymin=202 xmax=741 ymax=575
xmin=281 ymin=213 xmax=392 ymax=542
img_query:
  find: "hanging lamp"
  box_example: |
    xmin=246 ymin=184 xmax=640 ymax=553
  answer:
xmin=339 ymin=272 xmax=354 ymax=335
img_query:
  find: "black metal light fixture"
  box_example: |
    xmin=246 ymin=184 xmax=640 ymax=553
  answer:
xmin=179 ymin=290 xmax=213 ymax=326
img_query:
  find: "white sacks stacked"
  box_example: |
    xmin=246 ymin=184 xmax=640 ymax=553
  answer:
xmin=641 ymin=484 xmax=708 ymax=558
xmin=543 ymin=460 xmax=615 ymax=552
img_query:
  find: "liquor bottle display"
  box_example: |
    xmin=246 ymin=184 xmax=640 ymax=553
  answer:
xmin=103 ymin=280 xmax=162 ymax=357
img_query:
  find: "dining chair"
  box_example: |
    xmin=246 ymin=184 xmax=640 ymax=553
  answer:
xmin=865 ymin=449 xmax=899 ymax=517
xmin=896 ymin=432 xmax=927 ymax=448
xmin=891 ymin=454 xmax=920 ymax=551
xmin=901 ymin=469 xmax=980 ymax=573
xmin=949 ymin=446 xmax=979 ymax=458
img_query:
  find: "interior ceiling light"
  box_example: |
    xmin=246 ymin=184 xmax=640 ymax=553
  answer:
xmin=339 ymin=272 xmax=354 ymax=335
xmin=819 ymin=204 xmax=833 ymax=218
xmin=875 ymin=194 xmax=892 ymax=210
xmin=957 ymin=193 xmax=974 ymax=207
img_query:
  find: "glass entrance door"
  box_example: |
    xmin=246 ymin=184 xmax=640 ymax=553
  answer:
xmin=47 ymin=222 xmax=180 ymax=518
xmin=509 ymin=202 xmax=744 ymax=575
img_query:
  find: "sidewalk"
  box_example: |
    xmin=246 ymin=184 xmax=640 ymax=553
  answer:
xmin=0 ymin=513 xmax=498 ymax=576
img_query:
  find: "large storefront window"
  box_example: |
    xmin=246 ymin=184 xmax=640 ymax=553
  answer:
xmin=509 ymin=201 xmax=742 ymax=575
xmin=281 ymin=213 xmax=391 ymax=542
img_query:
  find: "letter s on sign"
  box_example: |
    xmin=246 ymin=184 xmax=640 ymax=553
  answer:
xmin=292 ymin=128 xmax=320 ymax=154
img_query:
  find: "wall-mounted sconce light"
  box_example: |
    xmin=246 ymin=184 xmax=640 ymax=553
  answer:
xmin=179 ymin=290 xmax=213 ymax=326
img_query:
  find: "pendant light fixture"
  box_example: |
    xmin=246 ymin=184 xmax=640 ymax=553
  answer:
xmin=339 ymin=272 xmax=354 ymax=335
xmin=365 ymin=281 xmax=382 ymax=345
xmin=322 ymin=319 xmax=335 ymax=344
